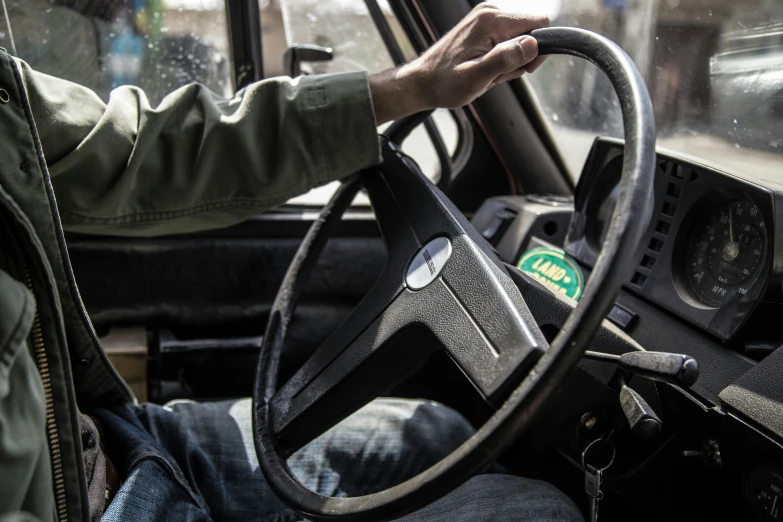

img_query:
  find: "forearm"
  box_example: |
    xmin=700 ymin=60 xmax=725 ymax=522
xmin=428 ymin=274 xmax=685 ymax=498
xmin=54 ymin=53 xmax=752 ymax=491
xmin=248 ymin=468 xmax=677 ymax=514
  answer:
xmin=18 ymin=60 xmax=381 ymax=236
xmin=15 ymin=3 xmax=547 ymax=237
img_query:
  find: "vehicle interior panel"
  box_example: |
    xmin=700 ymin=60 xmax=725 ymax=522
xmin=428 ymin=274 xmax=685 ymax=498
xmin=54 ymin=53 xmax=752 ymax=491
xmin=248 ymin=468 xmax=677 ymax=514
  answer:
xmin=67 ymin=220 xmax=388 ymax=397
xmin=720 ymin=346 xmax=783 ymax=441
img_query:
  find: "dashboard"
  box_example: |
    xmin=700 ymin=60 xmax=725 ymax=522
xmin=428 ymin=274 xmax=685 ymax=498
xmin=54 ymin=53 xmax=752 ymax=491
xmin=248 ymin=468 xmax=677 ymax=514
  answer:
xmin=472 ymin=137 xmax=783 ymax=522
xmin=565 ymin=138 xmax=783 ymax=341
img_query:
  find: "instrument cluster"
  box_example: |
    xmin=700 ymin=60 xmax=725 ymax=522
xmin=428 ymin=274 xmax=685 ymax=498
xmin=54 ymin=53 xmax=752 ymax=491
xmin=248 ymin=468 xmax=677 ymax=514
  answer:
xmin=565 ymin=138 xmax=781 ymax=340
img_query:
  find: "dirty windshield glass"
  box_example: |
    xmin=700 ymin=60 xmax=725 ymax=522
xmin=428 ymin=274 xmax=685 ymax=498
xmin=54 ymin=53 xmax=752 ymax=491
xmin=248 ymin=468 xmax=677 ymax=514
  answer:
xmin=526 ymin=1 xmax=783 ymax=183
xmin=0 ymin=0 xmax=231 ymax=105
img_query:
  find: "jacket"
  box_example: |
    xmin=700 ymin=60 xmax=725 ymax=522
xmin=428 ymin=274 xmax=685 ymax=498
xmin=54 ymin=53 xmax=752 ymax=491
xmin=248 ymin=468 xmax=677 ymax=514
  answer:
xmin=0 ymin=48 xmax=381 ymax=522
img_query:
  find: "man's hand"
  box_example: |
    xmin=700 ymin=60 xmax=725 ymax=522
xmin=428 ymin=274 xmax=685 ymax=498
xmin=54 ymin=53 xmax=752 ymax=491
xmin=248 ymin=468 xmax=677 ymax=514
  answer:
xmin=371 ymin=3 xmax=550 ymax=125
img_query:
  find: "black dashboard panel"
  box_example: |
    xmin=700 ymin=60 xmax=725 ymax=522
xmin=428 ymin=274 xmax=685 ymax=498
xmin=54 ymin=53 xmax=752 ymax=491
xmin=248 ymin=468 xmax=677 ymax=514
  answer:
xmin=471 ymin=138 xmax=783 ymax=521
xmin=473 ymin=138 xmax=783 ymax=521
xmin=566 ymin=138 xmax=781 ymax=340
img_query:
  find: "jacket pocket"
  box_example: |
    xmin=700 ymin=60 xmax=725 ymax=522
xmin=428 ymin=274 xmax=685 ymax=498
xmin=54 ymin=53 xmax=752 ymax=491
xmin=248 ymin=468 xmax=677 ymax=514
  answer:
xmin=0 ymin=269 xmax=35 ymax=399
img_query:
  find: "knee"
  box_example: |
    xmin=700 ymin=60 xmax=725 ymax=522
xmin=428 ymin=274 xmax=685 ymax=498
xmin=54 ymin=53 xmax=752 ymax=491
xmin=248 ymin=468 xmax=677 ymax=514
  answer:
xmin=304 ymin=398 xmax=474 ymax=493
xmin=362 ymin=398 xmax=475 ymax=462
xmin=397 ymin=399 xmax=475 ymax=458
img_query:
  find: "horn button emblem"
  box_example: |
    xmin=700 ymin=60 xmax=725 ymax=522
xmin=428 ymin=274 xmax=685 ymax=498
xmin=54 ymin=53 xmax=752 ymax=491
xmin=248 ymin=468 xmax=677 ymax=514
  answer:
xmin=405 ymin=237 xmax=453 ymax=290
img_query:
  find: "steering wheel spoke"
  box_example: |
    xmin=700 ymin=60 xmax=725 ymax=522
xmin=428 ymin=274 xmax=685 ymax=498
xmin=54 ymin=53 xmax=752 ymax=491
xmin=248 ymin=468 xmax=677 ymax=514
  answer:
xmin=435 ymin=258 xmax=547 ymax=402
xmin=270 ymin=291 xmax=438 ymax=455
xmin=361 ymin=166 xmax=421 ymax=259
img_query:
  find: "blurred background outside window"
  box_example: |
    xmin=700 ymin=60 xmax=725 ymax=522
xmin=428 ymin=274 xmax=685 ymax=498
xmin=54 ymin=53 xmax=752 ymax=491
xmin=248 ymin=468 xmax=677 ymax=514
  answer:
xmin=526 ymin=0 xmax=783 ymax=183
xmin=1 ymin=0 xmax=231 ymax=104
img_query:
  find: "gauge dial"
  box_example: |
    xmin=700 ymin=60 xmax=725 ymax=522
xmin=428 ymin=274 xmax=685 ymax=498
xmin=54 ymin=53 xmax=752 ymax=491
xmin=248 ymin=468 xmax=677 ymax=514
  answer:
xmin=686 ymin=201 xmax=766 ymax=306
xmin=746 ymin=463 xmax=783 ymax=521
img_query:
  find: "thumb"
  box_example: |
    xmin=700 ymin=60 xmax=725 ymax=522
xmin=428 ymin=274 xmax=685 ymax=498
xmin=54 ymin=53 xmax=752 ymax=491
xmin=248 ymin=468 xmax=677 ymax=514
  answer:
xmin=475 ymin=35 xmax=539 ymax=79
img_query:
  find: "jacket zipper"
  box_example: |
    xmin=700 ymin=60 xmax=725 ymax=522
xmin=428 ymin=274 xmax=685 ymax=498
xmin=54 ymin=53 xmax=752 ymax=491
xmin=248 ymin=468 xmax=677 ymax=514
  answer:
xmin=4 ymin=223 xmax=68 ymax=521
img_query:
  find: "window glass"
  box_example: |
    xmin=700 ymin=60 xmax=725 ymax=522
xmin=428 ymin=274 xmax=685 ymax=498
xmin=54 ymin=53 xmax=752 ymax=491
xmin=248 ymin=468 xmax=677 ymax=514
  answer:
xmin=526 ymin=0 xmax=783 ymax=183
xmin=276 ymin=0 xmax=459 ymax=205
xmin=1 ymin=0 xmax=231 ymax=105
xmin=278 ymin=0 xmax=415 ymax=75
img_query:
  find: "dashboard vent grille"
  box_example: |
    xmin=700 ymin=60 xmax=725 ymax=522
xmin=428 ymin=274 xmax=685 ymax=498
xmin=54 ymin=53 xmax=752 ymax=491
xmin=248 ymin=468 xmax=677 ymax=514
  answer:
xmin=662 ymin=201 xmax=678 ymax=217
xmin=631 ymin=272 xmax=648 ymax=288
xmin=632 ymin=161 xmax=681 ymax=288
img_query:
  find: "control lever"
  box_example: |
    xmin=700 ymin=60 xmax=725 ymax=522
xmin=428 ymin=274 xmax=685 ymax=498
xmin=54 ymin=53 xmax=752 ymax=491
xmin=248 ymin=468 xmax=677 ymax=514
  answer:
xmin=584 ymin=350 xmax=699 ymax=387
xmin=618 ymin=380 xmax=662 ymax=439
xmin=682 ymin=439 xmax=722 ymax=468
xmin=284 ymin=44 xmax=334 ymax=77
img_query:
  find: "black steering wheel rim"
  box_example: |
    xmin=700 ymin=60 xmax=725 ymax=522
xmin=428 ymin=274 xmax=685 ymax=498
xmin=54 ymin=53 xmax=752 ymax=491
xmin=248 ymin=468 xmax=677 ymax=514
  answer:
xmin=253 ymin=27 xmax=656 ymax=521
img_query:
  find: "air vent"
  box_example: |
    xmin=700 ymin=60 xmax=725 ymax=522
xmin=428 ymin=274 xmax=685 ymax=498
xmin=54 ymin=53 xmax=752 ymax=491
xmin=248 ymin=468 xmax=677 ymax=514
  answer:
xmin=648 ymin=238 xmax=664 ymax=253
xmin=631 ymin=160 xmax=685 ymax=287
xmin=641 ymin=255 xmax=656 ymax=270
xmin=631 ymin=272 xmax=648 ymax=287
xmin=655 ymin=221 xmax=671 ymax=235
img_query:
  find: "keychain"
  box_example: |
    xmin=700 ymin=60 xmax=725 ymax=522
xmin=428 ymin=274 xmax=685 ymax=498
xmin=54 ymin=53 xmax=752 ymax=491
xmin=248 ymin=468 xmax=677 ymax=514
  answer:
xmin=582 ymin=433 xmax=616 ymax=522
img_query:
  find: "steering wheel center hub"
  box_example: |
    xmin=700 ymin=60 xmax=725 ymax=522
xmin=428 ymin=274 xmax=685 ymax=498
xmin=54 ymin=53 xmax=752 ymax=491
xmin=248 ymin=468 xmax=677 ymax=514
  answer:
xmin=405 ymin=237 xmax=453 ymax=290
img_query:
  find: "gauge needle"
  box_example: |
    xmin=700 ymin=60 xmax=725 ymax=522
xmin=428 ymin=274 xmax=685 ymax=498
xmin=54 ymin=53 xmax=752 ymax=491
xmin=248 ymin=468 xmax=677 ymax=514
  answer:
xmin=729 ymin=208 xmax=734 ymax=243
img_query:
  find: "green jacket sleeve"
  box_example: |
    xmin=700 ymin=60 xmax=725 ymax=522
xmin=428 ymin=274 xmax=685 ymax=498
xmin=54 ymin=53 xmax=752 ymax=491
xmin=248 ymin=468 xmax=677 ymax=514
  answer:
xmin=15 ymin=59 xmax=382 ymax=236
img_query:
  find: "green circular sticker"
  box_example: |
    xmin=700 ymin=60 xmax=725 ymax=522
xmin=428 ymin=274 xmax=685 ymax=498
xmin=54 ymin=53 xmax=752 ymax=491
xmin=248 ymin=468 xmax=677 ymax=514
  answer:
xmin=517 ymin=247 xmax=584 ymax=300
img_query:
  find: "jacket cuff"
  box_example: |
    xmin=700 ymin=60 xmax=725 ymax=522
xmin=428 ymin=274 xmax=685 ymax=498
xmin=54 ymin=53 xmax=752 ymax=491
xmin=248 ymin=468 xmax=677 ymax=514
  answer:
xmin=294 ymin=71 xmax=382 ymax=187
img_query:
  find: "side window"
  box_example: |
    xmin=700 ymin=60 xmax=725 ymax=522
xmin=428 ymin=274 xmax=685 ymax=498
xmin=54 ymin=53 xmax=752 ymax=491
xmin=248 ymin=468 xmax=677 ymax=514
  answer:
xmin=1 ymin=0 xmax=231 ymax=105
xmin=269 ymin=0 xmax=460 ymax=205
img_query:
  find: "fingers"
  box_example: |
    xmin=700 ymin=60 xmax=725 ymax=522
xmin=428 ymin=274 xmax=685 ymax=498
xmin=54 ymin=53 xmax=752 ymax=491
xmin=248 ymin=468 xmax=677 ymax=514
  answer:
xmin=409 ymin=2 xmax=551 ymax=110
xmin=471 ymin=2 xmax=551 ymax=44
xmin=476 ymin=35 xmax=539 ymax=79
xmin=491 ymin=53 xmax=547 ymax=86
xmin=492 ymin=67 xmax=526 ymax=86
xmin=525 ymin=55 xmax=547 ymax=73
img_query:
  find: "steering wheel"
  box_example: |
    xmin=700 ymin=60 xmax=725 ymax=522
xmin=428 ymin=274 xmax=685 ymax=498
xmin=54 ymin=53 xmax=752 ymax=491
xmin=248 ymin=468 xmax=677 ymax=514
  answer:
xmin=253 ymin=27 xmax=656 ymax=521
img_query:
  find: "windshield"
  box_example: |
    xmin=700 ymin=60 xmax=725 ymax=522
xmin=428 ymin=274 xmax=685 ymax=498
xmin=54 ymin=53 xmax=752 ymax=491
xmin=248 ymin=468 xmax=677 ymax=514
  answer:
xmin=526 ymin=1 xmax=783 ymax=183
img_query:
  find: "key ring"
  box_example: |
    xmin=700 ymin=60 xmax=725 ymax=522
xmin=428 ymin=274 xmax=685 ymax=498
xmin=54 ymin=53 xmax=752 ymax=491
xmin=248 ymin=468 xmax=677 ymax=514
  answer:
xmin=582 ymin=435 xmax=616 ymax=473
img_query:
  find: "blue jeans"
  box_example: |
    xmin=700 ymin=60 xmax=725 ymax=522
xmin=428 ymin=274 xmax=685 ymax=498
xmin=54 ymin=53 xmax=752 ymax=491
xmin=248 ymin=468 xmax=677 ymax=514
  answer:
xmin=95 ymin=398 xmax=582 ymax=521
